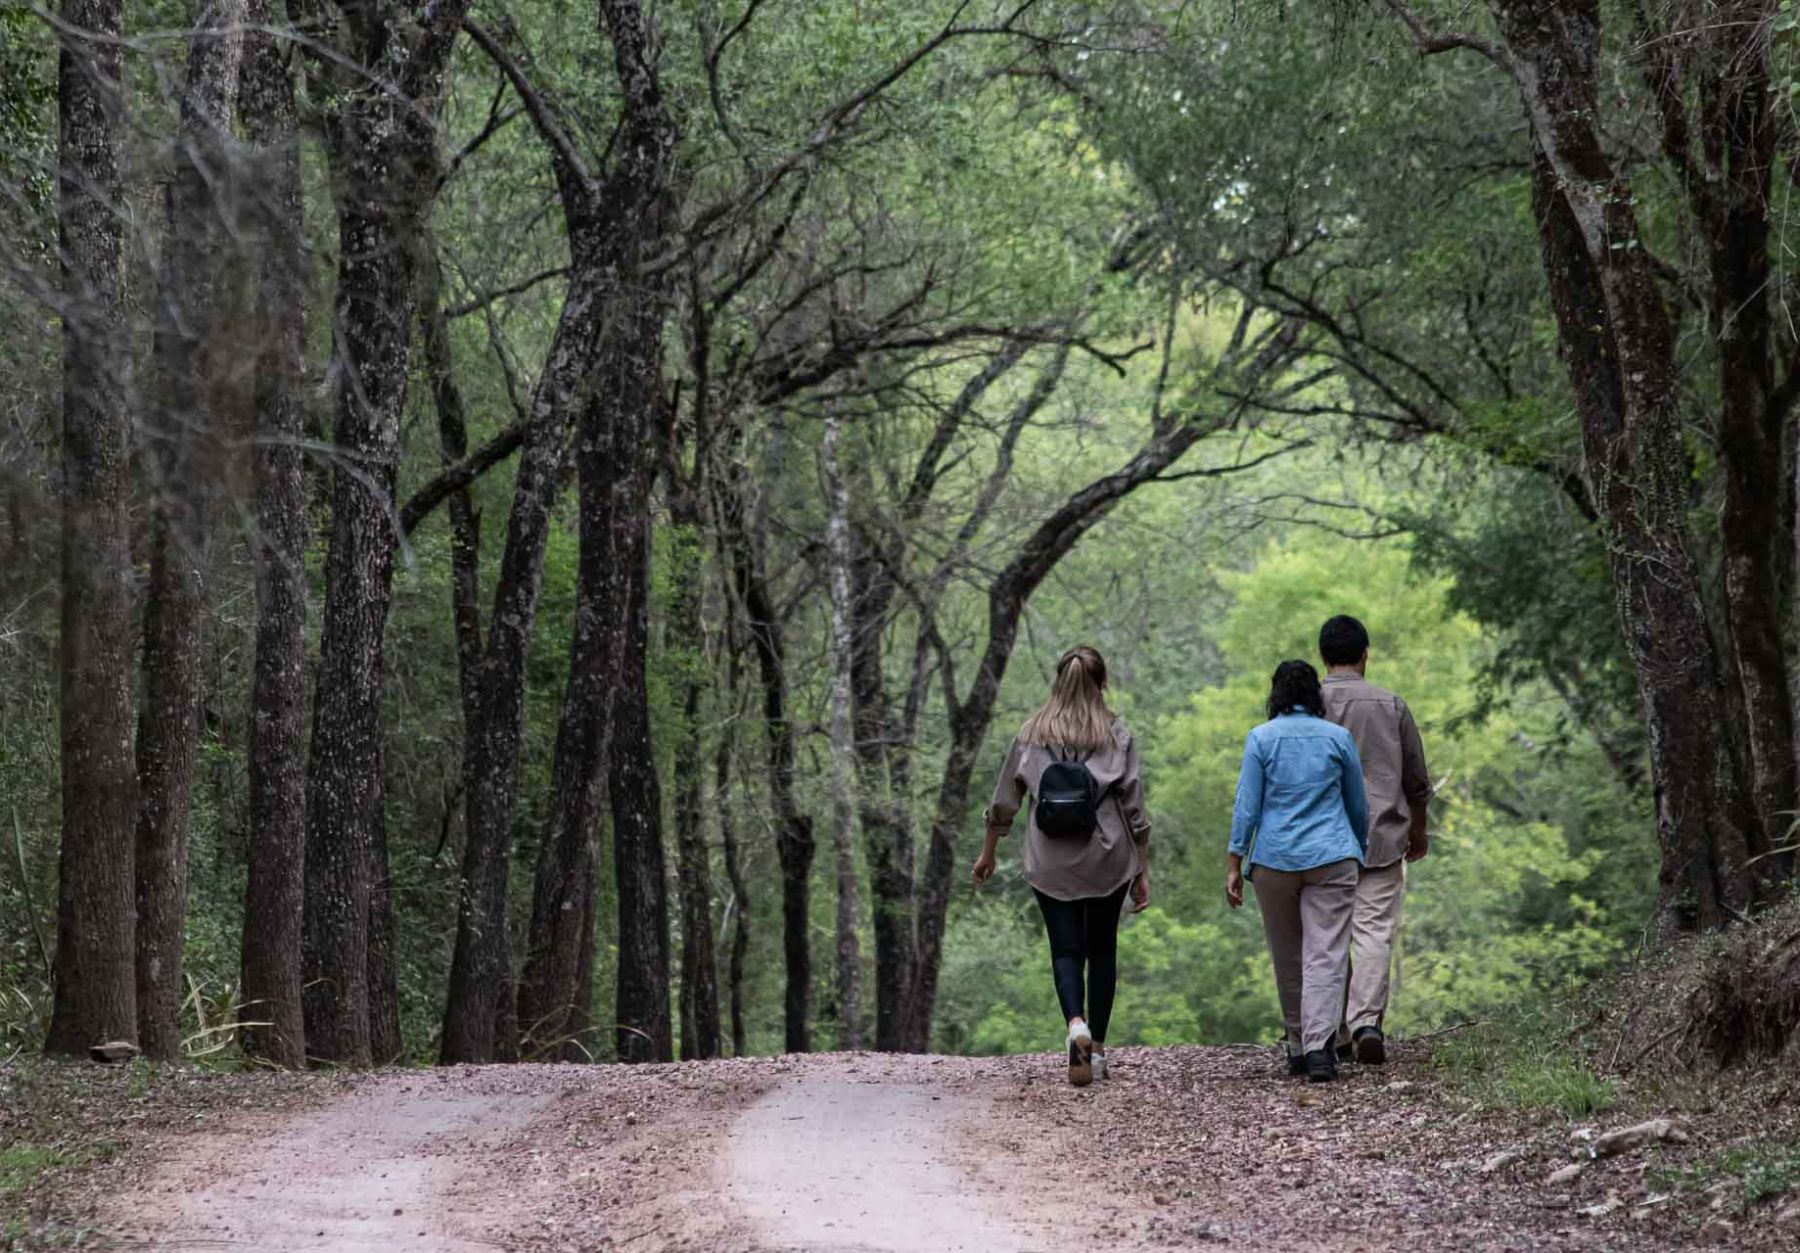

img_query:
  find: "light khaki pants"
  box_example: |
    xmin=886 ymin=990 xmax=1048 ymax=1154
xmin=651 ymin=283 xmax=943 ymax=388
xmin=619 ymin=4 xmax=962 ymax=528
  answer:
xmin=1251 ymin=858 xmax=1357 ymax=1054
xmin=1344 ymin=860 xmax=1406 ymax=1036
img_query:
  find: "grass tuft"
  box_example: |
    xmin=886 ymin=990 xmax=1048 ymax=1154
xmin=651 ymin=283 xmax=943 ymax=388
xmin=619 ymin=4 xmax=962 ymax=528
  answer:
xmin=1430 ymin=1013 xmax=1616 ymax=1118
xmin=1650 ymin=1140 xmax=1800 ymax=1205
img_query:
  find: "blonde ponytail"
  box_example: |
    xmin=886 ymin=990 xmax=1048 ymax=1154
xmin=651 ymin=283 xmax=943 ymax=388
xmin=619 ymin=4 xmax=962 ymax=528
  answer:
xmin=1018 ymin=645 xmax=1116 ymax=754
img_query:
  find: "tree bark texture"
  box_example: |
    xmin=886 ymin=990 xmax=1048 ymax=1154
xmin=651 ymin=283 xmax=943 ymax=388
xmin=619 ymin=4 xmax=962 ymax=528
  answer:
xmin=47 ymin=0 xmax=138 ymax=1057
xmin=301 ymin=4 xmax=471 ymax=1065
xmin=134 ymin=0 xmax=246 ymax=1063
xmin=822 ymin=411 xmax=863 ymax=1050
xmin=600 ymin=0 xmax=678 ymax=1065
xmin=238 ymin=0 xmax=308 ymax=1068
xmin=1489 ymin=0 xmax=1759 ymax=928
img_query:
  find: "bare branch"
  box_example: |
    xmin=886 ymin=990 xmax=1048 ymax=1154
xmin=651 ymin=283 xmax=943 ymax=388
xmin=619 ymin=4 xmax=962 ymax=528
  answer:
xmin=1386 ymin=0 xmax=1511 ymax=69
xmin=464 ymin=18 xmax=595 ymax=201
xmin=446 ymin=266 xmax=571 ymax=319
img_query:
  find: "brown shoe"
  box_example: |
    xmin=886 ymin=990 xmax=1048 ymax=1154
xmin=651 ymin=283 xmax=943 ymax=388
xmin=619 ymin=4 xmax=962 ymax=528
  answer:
xmin=1067 ymin=1023 xmax=1093 ymax=1087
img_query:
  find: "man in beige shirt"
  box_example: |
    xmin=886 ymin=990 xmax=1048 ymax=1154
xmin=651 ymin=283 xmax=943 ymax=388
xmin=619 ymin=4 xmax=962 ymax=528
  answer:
xmin=1318 ymin=615 xmax=1432 ymax=1064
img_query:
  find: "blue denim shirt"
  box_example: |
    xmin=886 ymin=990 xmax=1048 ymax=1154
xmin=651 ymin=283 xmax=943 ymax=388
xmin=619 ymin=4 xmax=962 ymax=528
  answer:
xmin=1229 ymin=710 xmax=1370 ymax=874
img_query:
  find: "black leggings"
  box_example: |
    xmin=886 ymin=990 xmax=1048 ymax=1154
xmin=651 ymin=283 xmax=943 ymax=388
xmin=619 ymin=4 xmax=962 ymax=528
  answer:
xmin=1034 ymin=883 xmax=1130 ymax=1043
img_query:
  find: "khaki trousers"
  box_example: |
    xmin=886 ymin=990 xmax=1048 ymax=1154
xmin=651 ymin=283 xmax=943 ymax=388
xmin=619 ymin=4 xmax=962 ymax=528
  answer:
xmin=1251 ymin=858 xmax=1357 ymax=1054
xmin=1344 ymin=860 xmax=1406 ymax=1036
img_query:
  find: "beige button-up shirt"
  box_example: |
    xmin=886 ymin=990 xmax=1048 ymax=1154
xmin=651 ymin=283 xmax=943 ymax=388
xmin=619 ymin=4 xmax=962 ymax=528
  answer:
xmin=1321 ymin=673 xmax=1432 ymax=868
xmin=985 ymin=718 xmax=1151 ymax=901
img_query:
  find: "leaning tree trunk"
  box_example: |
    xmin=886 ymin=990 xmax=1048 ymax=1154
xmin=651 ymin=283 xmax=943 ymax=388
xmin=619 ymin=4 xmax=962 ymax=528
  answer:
xmin=511 ymin=0 xmax=678 ymax=1064
xmin=46 ymin=0 xmax=137 ymax=1056
xmin=416 ymin=243 xmax=484 ymax=731
xmin=821 ymin=410 xmax=863 ymax=1051
xmin=134 ymin=0 xmax=245 ymax=1063
xmin=847 ymin=348 xmax=1023 ymax=1051
xmin=1487 ymin=0 xmax=1757 ymax=929
xmin=514 ymin=386 xmax=617 ymax=1059
xmin=237 ymin=0 xmax=307 ymax=1069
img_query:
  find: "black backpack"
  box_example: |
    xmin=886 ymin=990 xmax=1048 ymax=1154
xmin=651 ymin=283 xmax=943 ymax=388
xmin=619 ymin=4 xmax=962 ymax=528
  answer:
xmin=1035 ymin=749 xmax=1110 ymax=840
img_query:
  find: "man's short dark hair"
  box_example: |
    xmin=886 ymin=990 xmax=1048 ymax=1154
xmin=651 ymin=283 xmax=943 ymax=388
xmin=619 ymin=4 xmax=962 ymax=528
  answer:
xmin=1319 ymin=615 xmax=1370 ymax=667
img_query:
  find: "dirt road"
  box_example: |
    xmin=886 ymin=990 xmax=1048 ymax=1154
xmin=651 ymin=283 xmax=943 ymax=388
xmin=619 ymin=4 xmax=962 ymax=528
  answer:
xmin=88 ymin=1048 xmax=1781 ymax=1251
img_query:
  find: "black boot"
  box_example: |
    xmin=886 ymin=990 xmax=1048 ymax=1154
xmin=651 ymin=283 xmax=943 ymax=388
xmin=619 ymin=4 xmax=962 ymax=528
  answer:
xmin=1286 ymin=1051 xmax=1307 ymax=1077
xmin=1351 ymin=1025 xmax=1387 ymax=1065
xmin=1304 ymin=1048 xmax=1338 ymax=1083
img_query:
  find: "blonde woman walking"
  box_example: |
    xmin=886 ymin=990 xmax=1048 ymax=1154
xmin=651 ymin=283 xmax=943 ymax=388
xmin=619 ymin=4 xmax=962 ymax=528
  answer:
xmin=972 ymin=646 xmax=1151 ymax=1087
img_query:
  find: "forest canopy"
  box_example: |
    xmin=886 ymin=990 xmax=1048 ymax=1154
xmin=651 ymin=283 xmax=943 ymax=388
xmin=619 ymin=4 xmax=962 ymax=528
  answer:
xmin=1 ymin=0 xmax=1794 ymax=1065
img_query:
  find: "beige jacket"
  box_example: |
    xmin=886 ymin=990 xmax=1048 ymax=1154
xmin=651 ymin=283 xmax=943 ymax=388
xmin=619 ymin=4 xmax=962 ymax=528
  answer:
xmin=985 ymin=718 xmax=1151 ymax=901
xmin=1321 ymin=673 xmax=1432 ymax=868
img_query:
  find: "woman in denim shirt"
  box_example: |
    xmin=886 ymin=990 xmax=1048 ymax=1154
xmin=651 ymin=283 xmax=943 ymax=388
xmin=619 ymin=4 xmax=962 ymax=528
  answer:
xmin=1225 ymin=660 xmax=1369 ymax=1082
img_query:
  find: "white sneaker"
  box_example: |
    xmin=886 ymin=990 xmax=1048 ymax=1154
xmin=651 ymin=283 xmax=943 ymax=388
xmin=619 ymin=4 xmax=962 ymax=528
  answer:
xmin=1091 ymin=1051 xmax=1110 ymax=1081
xmin=1067 ymin=1021 xmax=1093 ymax=1087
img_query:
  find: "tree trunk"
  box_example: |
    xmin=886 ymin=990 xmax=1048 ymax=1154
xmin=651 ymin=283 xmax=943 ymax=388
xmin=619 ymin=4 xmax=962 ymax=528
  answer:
xmin=1698 ymin=20 xmax=1796 ymax=876
xmin=514 ymin=369 xmax=626 ymax=1059
xmin=298 ymin=4 xmax=470 ymax=1064
xmin=237 ymin=0 xmax=307 ymax=1069
xmin=669 ymin=489 xmax=721 ymax=1060
xmin=850 ymin=540 xmax=915 ymax=1052
xmin=416 ymin=244 xmax=484 ymax=731
xmin=134 ymin=0 xmax=245 ymax=1063
xmin=610 ymin=489 xmax=672 ymax=1064
xmin=436 ymin=249 xmax=598 ymax=1065
xmin=846 ymin=346 xmax=1025 ymax=1051
xmin=1489 ymin=0 xmax=1757 ymax=929
xmin=719 ymin=461 xmax=813 ymax=1053
xmin=367 ymin=833 xmax=403 ymax=1063
xmin=512 ymin=0 xmax=678 ymax=1065
xmin=301 ymin=115 xmax=425 ymax=1068
xmin=47 ymin=0 xmax=137 ymax=1056
xmin=1639 ymin=3 xmax=1797 ymax=879
xmin=716 ymin=675 xmax=750 ymax=1057
xmin=822 ymin=411 xmax=863 ymax=1051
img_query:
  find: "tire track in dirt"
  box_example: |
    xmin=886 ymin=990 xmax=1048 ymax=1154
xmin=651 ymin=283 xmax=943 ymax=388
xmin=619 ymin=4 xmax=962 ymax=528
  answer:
xmin=104 ymin=1070 xmax=563 ymax=1250
xmin=726 ymin=1077 xmax=1066 ymax=1252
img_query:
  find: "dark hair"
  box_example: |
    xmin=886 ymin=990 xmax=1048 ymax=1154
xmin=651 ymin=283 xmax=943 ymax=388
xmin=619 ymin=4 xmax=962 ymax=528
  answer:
xmin=1319 ymin=615 xmax=1370 ymax=667
xmin=1267 ymin=659 xmax=1325 ymax=720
